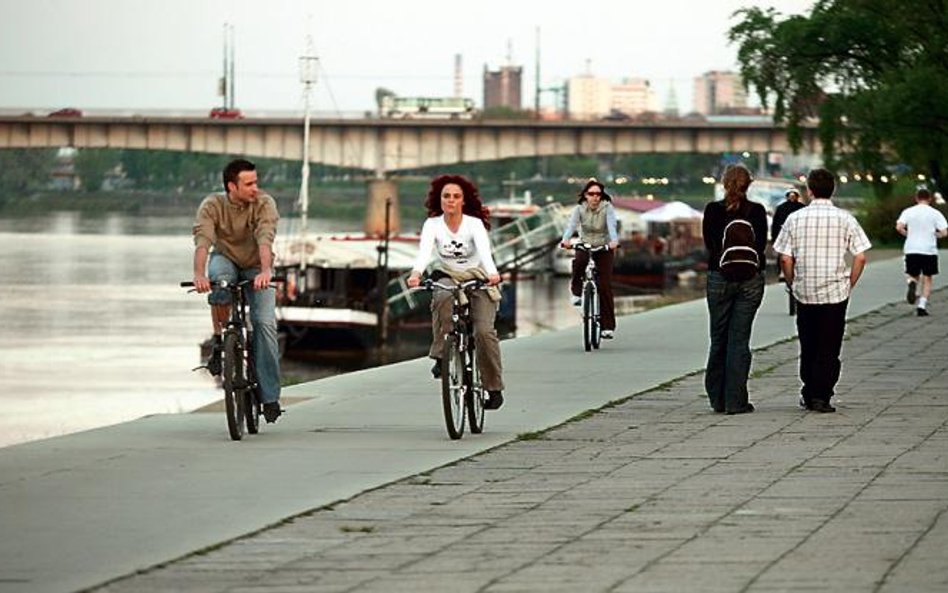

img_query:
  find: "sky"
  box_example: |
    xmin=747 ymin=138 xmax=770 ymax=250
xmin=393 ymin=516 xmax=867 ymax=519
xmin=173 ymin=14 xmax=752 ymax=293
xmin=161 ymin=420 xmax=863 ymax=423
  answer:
xmin=0 ymin=0 xmax=815 ymax=116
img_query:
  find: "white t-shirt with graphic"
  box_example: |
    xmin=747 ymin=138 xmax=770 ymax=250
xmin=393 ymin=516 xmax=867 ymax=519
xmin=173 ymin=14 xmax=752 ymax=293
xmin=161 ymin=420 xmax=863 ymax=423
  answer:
xmin=897 ymin=203 xmax=948 ymax=255
xmin=412 ymin=214 xmax=498 ymax=276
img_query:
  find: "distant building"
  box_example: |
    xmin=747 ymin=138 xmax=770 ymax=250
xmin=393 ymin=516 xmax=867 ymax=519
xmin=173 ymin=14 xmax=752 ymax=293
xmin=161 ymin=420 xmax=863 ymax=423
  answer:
xmin=566 ymin=74 xmax=612 ymax=120
xmin=567 ymin=73 xmax=660 ymax=120
xmin=693 ymin=71 xmax=748 ymax=115
xmin=483 ymin=65 xmax=522 ymax=110
xmin=611 ymin=77 xmax=659 ymax=117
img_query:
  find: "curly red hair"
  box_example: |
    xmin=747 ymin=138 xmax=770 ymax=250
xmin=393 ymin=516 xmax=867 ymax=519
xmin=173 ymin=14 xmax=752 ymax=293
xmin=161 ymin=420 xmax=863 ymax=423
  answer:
xmin=424 ymin=174 xmax=491 ymax=230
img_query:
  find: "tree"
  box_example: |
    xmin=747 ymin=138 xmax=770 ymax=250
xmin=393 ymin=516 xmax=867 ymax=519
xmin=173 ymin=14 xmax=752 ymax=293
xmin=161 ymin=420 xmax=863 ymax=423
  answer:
xmin=74 ymin=149 xmax=119 ymax=192
xmin=729 ymin=0 xmax=948 ymax=196
xmin=0 ymin=148 xmax=57 ymax=193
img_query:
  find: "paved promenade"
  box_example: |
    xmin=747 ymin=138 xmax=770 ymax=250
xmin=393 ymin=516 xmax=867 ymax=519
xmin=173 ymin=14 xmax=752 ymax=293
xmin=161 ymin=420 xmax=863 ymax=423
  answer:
xmin=3 ymin=256 xmax=947 ymax=592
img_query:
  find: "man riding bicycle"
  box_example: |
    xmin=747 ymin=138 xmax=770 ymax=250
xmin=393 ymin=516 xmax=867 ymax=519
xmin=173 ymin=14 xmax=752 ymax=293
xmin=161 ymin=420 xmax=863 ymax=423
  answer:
xmin=191 ymin=158 xmax=283 ymax=424
xmin=560 ymin=179 xmax=620 ymax=339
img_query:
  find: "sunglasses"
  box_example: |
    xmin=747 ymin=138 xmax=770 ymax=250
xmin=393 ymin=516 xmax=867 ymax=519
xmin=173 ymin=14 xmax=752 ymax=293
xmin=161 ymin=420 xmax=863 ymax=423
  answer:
xmin=586 ymin=191 xmax=602 ymax=196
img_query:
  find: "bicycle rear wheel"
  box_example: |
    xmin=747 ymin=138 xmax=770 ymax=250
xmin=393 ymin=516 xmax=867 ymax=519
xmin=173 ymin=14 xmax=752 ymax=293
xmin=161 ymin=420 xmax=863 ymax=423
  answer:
xmin=221 ymin=332 xmax=245 ymax=441
xmin=441 ymin=334 xmax=466 ymax=440
xmin=466 ymin=345 xmax=485 ymax=434
xmin=583 ymin=284 xmax=595 ymax=352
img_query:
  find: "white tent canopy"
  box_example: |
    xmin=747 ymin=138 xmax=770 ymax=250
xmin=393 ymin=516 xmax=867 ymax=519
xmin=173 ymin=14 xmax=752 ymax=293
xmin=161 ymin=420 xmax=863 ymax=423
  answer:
xmin=640 ymin=201 xmax=703 ymax=223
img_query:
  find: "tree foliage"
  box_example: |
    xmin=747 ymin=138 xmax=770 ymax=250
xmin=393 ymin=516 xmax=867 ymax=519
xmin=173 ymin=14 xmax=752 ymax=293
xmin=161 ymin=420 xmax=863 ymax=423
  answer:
xmin=729 ymin=0 xmax=948 ymax=195
xmin=0 ymin=148 xmax=57 ymax=193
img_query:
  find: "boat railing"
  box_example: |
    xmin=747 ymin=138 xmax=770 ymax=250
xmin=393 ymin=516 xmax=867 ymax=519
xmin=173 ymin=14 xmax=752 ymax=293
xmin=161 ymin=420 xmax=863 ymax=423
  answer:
xmin=385 ymin=203 xmax=569 ymax=320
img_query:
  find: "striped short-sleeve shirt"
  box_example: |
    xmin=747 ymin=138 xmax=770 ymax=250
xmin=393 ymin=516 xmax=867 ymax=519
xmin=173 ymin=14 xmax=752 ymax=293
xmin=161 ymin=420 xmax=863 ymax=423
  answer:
xmin=772 ymin=199 xmax=872 ymax=304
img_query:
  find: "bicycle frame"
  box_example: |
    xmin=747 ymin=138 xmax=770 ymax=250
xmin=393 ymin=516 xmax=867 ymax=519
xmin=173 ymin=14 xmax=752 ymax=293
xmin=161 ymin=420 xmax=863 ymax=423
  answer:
xmin=573 ymin=243 xmax=609 ymax=352
xmin=420 ymin=278 xmax=489 ymax=439
xmin=181 ymin=279 xmax=260 ymax=440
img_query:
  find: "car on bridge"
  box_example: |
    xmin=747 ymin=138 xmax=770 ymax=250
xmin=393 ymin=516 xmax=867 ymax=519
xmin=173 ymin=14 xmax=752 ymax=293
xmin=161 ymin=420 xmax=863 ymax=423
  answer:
xmin=48 ymin=108 xmax=83 ymax=117
xmin=209 ymin=107 xmax=244 ymax=119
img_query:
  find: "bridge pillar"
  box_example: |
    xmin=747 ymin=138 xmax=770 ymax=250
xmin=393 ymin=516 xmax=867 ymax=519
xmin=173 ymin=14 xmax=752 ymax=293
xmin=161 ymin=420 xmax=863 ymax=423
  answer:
xmin=365 ymin=179 xmax=400 ymax=237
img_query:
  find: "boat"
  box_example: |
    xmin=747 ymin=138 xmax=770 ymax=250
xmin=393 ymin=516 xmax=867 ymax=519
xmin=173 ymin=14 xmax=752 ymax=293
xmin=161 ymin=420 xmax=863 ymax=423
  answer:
xmin=556 ymin=198 xmax=707 ymax=291
xmin=614 ymin=200 xmax=706 ymax=290
xmin=274 ymin=231 xmax=427 ymax=352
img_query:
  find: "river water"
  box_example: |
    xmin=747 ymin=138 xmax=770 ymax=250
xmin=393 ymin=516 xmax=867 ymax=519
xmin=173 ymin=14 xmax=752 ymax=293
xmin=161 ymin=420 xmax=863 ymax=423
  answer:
xmin=0 ymin=212 xmax=585 ymax=448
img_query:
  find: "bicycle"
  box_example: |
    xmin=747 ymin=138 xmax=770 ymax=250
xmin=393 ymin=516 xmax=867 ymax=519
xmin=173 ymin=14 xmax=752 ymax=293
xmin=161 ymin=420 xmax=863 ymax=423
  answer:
xmin=573 ymin=243 xmax=611 ymax=352
xmin=418 ymin=278 xmax=491 ymax=440
xmin=182 ymin=279 xmax=262 ymax=441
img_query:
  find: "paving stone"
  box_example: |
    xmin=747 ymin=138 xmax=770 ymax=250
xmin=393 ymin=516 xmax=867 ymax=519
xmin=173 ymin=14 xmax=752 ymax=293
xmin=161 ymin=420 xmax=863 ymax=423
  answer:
xmin=95 ymin=293 xmax=948 ymax=593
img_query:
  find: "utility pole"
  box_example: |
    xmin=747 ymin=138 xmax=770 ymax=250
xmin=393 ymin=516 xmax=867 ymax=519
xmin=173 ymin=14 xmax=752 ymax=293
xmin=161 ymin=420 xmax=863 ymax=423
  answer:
xmin=298 ymin=35 xmax=319 ymax=270
xmin=534 ymin=26 xmax=541 ymax=118
xmin=219 ymin=23 xmax=236 ymax=110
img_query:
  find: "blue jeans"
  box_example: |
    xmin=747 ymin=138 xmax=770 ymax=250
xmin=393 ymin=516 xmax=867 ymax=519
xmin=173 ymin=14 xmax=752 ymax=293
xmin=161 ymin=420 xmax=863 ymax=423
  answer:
xmin=207 ymin=253 xmax=281 ymax=404
xmin=705 ymin=271 xmax=765 ymax=412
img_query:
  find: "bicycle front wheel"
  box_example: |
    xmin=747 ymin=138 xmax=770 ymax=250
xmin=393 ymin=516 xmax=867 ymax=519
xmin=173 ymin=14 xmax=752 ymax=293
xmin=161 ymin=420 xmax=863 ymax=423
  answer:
xmin=591 ymin=288 xmax=602 ymax=350
xmin=441 ymin=334 xmax=466 ymax=440
xmin=245 ymin=386 xmax=261 ymax=434
xmin=466 ymin=345 xmax=485 ymax=434
xmin=583 ymin=284 xmax=595 ymax=352
xmin=221 ymin=332 xmax=245 ymax=441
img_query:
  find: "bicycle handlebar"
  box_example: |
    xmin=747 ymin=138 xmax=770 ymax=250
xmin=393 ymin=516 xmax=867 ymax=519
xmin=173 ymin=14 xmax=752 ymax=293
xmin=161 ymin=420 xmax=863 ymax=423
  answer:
xmin=180 ymin=276 xmax=285 ymax=290
xmin=572 ymin=243 xmax=612 ymax=253
xmin=414 ymin=278 xmax=494 ymax=292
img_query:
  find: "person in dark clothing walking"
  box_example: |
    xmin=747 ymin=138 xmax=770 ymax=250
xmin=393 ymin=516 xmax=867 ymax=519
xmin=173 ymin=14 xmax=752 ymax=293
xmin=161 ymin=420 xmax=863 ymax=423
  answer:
xmin=771 ymin=188 xmax=806 ymax=314
xmin=771 ymin=188 xmax=805 ymax=245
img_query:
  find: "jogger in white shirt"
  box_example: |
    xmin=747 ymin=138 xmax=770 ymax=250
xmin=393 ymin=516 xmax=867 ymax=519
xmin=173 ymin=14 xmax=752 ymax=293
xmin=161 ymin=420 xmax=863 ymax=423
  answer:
xmin=896 ymin=187 xmax=948 ymax=316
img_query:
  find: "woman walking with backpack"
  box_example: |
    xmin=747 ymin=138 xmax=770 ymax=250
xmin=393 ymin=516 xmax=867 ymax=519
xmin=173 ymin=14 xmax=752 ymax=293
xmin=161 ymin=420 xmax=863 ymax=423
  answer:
xmin=702 ymin=164 xmax=768 ymax=415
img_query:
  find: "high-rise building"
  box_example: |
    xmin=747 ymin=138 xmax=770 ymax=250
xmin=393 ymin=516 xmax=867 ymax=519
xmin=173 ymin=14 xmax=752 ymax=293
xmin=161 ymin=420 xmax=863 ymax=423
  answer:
xmin=693 ymin=71 xmax=748 ymax=115
xmin=483 ymin=65 xmax=522 ymax=110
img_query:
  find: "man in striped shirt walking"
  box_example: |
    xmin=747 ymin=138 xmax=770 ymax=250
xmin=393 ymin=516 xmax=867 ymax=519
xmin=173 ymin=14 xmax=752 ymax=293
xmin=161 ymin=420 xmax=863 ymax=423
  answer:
xmin=772 ymin=168 xmax=872 ymax=413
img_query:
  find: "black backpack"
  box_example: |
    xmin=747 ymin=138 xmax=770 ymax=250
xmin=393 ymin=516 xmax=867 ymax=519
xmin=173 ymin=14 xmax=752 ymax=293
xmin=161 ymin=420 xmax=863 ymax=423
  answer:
xmin=719 ymin=212 xmax=759 ymax=282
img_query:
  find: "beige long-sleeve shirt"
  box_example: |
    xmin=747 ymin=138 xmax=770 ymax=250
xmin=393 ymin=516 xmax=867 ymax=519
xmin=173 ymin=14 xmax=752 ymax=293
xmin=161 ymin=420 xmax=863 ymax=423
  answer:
xmin=192 ymin=193 xmax=280 ymax=269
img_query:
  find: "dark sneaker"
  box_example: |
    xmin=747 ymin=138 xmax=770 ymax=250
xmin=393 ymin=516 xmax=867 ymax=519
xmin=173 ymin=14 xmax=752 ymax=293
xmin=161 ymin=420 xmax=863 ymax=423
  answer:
xmin=484 ymin=390 xmax=504 ymax=410
xmin=206 ymin=338 xmax=222 ymax=376
xmin=431 ymin=358 xmax=442 ymax=379
xmin=725 ymin=402 xmax=755 ymax=415
xmin=917 ymin=307 xmax=929 ymax=317
xmin=907 ymin=280 xmax=917 ymax=304
xmin=263 ymin=402 xmax=283 ymax=423
xmin=808 ymin=400 xmax=836 ymax=413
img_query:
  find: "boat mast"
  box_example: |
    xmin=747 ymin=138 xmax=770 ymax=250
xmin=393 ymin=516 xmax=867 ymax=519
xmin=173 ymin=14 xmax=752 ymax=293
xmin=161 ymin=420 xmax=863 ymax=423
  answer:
xmin=298 ymin=35 xmax=319 ymax=271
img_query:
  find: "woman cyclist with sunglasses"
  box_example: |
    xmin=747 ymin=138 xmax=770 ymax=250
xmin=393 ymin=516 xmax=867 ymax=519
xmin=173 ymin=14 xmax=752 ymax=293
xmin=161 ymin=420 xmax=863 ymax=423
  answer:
xmin=559 ymin=179 xmax=620 ymax=339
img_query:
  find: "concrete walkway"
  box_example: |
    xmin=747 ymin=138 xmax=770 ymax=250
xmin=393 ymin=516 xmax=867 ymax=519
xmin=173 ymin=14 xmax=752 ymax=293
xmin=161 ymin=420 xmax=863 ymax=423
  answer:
xmin=3 ymin=257 xmax=946 ymax=592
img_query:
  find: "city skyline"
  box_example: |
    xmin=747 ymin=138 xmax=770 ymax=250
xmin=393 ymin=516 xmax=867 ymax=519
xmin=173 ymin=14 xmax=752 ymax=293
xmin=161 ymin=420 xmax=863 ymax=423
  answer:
xmin=0 ymin=0 xmax=815 ymax=115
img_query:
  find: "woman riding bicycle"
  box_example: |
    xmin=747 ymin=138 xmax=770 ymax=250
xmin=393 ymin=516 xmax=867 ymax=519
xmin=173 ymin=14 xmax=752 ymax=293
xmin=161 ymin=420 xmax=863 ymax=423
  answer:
xmin=560 ymin=179 xmax=620 ymax=339
xmin=406 ymin=175 xmax=505 ymax=411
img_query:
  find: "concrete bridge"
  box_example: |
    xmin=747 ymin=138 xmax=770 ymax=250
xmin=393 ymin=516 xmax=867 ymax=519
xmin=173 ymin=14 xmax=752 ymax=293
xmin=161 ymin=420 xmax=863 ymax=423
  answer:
xmin=0 ymin=114 xmax=819 ymax=174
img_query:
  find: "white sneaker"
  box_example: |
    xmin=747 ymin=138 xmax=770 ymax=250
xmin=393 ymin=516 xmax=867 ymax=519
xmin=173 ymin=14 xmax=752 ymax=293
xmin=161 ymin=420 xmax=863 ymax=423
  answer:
xmin=570 ymin=295 xmax=581 ymax=307
xmin=601 ymin=330 xmax=614 ymax=339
